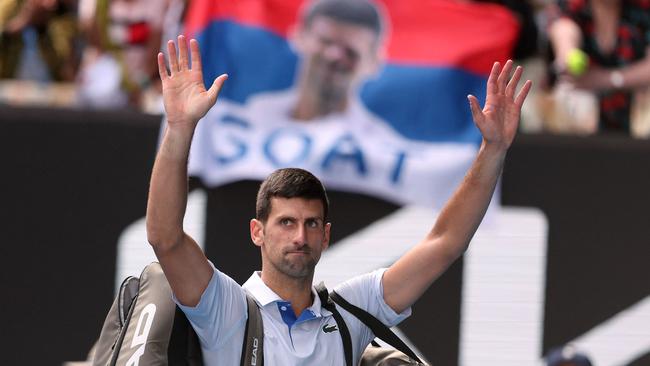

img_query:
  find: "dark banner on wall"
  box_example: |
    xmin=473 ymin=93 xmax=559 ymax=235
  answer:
xmin=1 ymin=108 xmax=648 ymax=365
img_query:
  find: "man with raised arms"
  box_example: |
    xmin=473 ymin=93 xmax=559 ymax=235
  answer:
xmin=146 ymin=33 xmax=531 ymax=365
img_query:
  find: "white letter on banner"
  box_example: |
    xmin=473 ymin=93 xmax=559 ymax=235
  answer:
xmin=214 ymin=114 xmax=250 ymax=166
xmin=320 ymin=133 xmax=366 ymax=175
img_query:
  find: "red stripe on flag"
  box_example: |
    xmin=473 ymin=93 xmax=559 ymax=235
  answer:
xmin=185 ymin=0 xmax=303 ymax=38
xmin=184 ymin=0 xmax=519 ymax=75
xmin=383 ymin=1 xmax=519 ymax=74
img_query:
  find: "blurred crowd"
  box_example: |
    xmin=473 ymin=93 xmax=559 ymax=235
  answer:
xmin=0 ymin=0 xmax=183 ymax=113
xmin=539 ymin=0 xmax=650 ymax=138
xmin=1 ymin=0 xmax=650 ymax=137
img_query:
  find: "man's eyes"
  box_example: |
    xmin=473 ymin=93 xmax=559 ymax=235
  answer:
xmin=306 ymin=220 xmax=319 ymax=228
xmin=317 ymin=36 xmax=333 ymax=47
xmin=279 ymin=218 xmax=319 ymax=228
xmin=280 ymin=218 xmax=293 ymax=226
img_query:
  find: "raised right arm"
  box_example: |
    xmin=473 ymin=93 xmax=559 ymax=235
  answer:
xmin=146 ymin=36 xmax=227 ymax=306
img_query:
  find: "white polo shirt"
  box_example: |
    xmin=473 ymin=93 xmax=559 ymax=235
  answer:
xmin=175 ymin=263 xmax=411 ymax=365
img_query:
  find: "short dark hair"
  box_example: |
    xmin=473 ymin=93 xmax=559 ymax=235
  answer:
xmin=303 ymin=0 xmax=384 ymax=38
xmin=256 ymin=168 xmax=330 ymax=222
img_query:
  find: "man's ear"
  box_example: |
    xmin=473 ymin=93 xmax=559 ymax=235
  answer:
xmin=250 ymin=219 xmax=264 ymax=247
xmin=322 ymin=222 xmax=332 ymax=250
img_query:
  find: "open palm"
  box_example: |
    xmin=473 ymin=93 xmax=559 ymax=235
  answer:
xmin=158 ymin=36 xmax=227 ymax=130
xmin=468 ymin=60 xmax=532 ymax=150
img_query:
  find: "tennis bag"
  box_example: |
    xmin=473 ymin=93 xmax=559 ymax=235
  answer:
xmin=91 ymin=262 xmax=203 ymax=366
xmin=90 ymin=262 xmax=425 ymax=365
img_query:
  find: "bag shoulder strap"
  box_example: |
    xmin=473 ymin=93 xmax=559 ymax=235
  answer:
xmin=241 ymin=292 xmax=264 ymax=366
xmin=315 ymin=282 xmax=353 ymax=366
xmin=330 ymin=290 xmax=423 ymax=364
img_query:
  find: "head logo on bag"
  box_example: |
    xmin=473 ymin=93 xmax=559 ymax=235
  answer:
xmin=250 ymin=337 xmax=258 ymax=365
xmin=125 ymin=303 xmax=157 ymax=366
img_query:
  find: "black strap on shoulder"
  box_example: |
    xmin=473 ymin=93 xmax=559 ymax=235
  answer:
xmin=315 ymin=282 xmax=353 ymax=366
xmin=240 ymin=292 xmax=264 ymax=366
xmin=330 ymin=290 xmax=423 ymax=363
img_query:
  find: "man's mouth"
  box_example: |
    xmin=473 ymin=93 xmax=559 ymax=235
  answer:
xmin=286 ymin=249 xmax=310 ymax=255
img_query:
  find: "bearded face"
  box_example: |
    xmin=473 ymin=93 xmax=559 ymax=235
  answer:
xmin=251 ymin=197 xmax=330 ymax=279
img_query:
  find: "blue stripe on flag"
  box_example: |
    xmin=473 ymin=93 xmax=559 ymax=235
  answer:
xmin=196 ymin=20 xmax=298 ymax=103
xmin=362 ymin=65 xmax=484 ymax=143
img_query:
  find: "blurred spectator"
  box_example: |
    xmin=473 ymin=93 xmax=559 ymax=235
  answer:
xmin=544 ymin=344 xmax=593 ymax=366
xmin=75 ymin=0 xmax=182 ymax=112
xmin=464 ymin=0 xmax=546 ymax=134
xmin=545 ymin=0 xmax=650 ymax=136
xmin=0 ymin=0 xmax=78 ymax=81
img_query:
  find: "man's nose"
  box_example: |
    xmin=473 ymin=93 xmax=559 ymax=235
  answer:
xmin=293 ymin=224 xmax=308 ymax=245
xmin=323 ymin=42 xmax=346 ymax=62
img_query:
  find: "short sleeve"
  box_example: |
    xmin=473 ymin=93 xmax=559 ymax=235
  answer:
xmin=333 ymin=268 xmax=411 ymax=328
xmin=173 ymin=261 xmax=247 ymax=349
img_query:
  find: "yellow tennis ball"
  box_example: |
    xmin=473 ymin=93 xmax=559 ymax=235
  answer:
xmin=566 ymin=48 xmax=588 ymax=76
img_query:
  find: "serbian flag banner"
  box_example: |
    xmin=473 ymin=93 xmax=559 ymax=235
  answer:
xmin=181 ymin=0 xmax=519 ymax=207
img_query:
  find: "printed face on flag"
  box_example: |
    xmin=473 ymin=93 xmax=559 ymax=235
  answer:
xmin=292 ymin=15 xmax=381 ymax=110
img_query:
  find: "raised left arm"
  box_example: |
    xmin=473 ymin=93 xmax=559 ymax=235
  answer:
xmin=382 ymin=60 xmax=532 ymax=313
